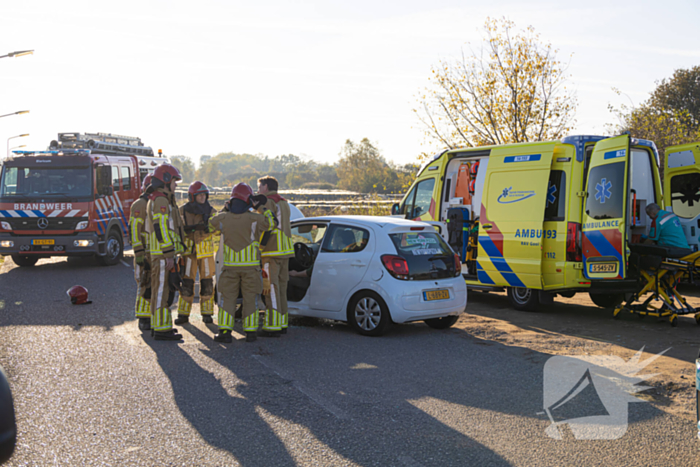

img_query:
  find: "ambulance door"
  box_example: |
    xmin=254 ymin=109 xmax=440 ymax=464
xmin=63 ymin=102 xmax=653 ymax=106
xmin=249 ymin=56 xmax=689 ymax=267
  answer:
xmin=477 ymin=143 xmax=556 ymax=288
xmin=581 ymin=135 xmax=630 ymax=279
xmin=664 ymin=141 xmax=700 ymax=251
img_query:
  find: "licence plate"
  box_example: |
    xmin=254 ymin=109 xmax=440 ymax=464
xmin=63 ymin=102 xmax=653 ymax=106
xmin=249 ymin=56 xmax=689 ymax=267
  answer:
xmin=32 ymin=239 xmax=55 ymax=245
xmin=590 ymin=263 xmax=616 ymax=273
xmin=424 ymin=289 xmax=450 ymax=301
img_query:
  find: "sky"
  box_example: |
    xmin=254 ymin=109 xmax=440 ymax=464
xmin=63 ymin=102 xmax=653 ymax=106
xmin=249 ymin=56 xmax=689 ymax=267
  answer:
xmin=1 ymin=0 xmax=699 ymax=167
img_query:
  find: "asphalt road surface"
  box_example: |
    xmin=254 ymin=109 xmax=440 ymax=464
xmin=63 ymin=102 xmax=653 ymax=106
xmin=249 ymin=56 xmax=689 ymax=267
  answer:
xmin=1 ymin=255 xmax=699 ymax=466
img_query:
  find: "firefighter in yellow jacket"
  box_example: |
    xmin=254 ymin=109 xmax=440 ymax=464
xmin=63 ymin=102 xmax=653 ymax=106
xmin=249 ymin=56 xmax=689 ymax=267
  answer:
xmin=129 ymin=173 xmax=153 ymax=331
xmin=175 ymin=181 xmax=217 ymax=325
xmin=257 ymin=176 xmax=294 ymax=336
xmin=144 ymin=164 xmax=186 ymax=341
xmin=208 ymin=183 xmax=274 ymax=343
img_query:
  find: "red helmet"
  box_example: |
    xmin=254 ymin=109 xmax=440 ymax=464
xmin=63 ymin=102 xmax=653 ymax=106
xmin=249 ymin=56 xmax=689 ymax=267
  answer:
xmin=141 ymin=174 xmax=153 ymax=193
xmin=188 ymin=181 xmax=209 ymax=202
xmin=67 ymin=285 xmax=91 ymax=305
xmin=231 ymin=183 xmax=253 ymax=203
xmin=152 ymin=164 xmax=182 ymax=185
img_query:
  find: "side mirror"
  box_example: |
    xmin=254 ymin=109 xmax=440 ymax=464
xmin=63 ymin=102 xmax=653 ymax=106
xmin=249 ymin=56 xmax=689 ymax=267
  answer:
xmin=0 ymin=366 xmax=16 ymax=464
xmin=391 ymin=203 xmax=400 ymax=215
xmin=95 ymin=165 xmax=113 ymax=197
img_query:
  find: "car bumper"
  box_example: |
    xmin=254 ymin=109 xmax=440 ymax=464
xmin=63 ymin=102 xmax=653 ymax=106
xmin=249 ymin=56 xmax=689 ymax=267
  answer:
xmin=382 ymin=276 xmax=468 ymax=324
xmin=0 ymin=232 xmax=101 ymax=256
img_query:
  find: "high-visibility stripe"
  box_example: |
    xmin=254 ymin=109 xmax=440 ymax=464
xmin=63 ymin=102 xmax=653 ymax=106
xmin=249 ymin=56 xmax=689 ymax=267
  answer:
xmin=156 ymin=260 xmax=166 ymax=309
xmin=243 ymin=311 xmax=259 ymax=332
xmin=195 ymin=239 xmax=215 ymax=258
xmin=223 ymin=242 xmax=260 ymax=267
xmin=218 ymin=307 xmax=234 ymax=330
xmin=177 ymin=297 xmax=192 ymax=315
xmin=260 ymin=229 xmax=294 ymax=257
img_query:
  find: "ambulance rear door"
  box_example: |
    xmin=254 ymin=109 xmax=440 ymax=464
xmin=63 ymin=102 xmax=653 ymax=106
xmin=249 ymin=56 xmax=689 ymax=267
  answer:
xmin=664 ymin=141 xmax=700 ymax=251
xmin=477 ymin=142 xmax=556 ymax=288
xmin=581 ymin=135 xmax=630 ymax=279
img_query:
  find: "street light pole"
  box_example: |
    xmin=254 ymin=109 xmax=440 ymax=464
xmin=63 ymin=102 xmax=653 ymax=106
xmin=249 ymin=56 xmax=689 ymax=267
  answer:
xmin=0 ymin=110 xmax=29 ymax=119
xmin=7 ymin=134 xmax=29 ymax=158
xmin=0 ymin=50 xmax=34 ymax=59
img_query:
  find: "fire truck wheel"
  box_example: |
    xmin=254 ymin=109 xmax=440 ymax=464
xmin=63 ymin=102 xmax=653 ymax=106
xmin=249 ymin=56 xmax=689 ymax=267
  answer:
xmin=97 ymin=229 xmax=123 ymax=266
xmin=507 ymin=287 xmax=540 ymax=311
xmin=10 ymin=255 xmax=39 ymax=267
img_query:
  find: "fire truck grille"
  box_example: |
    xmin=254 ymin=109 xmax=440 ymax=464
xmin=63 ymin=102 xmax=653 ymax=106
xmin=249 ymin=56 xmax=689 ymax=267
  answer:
xmin=5 ymin=217 xmax=87 ymax=231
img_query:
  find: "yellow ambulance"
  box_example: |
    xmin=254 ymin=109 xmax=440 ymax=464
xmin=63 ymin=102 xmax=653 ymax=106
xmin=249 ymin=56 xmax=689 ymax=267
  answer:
xmin=662 ymin=141 xmax=700 ymax=251
xmin=393 ymin=135 xmax=664 ymax=310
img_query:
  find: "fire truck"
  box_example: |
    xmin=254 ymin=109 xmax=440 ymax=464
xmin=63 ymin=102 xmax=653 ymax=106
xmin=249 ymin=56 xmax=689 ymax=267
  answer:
xmin=0 ymin=133 xmax=169 ymax=267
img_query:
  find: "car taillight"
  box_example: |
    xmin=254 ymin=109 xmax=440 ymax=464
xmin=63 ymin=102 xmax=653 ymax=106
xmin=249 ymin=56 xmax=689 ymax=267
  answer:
xmin=381 ymin=254 xmax=409 ymax=280
xmin=453 ymin=253 xmax=461 ymax=276
xmin=566 ymin=222 xmax=582 ymax=262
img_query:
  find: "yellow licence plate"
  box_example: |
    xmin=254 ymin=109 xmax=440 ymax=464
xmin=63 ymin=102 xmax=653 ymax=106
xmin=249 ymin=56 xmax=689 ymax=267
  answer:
xmin=424 ymin=289 xmax=450 ymax=301
xmin=590 ymin=263 xmax=616 ymax=273
xmin=32 ymin=239 xmax=55 ymax=245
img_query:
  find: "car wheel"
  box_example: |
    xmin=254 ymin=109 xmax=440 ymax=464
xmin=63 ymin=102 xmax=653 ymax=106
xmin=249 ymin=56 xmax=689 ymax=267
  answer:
xmin=507 ymin=287 xmax=540 ymax=311
xmin=424 ymin=315 xmax=459 ymax=329
xmin=10 ymin=255 xmax=39 ymax=267
xmin=347 ymin=291 xmax=390 ymax=336
xmin=97 ymin=229 xmax=123 ymax=266
xmin=589 ymin=293 xmax=624 ymax=309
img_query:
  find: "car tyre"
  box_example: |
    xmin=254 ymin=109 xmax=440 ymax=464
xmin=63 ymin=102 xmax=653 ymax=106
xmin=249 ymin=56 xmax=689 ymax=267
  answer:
xmin=97 ymin=229 xmax=123 ymax=266
xmin=507 ymin=287 xmax=540 ymax=311
xmin=10 ymin=255 xmax=39 ymax=267
xmin=589 ymin=293 xmax=624 ymax=309
xmin=347 ymin=291 xmax=390 ymax=337
xmin=424 ymin=315 xmax=459 ymax=329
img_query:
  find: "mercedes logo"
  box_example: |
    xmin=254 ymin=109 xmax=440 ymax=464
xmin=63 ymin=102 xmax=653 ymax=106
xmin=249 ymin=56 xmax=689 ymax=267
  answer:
xmin=37 ymin=218 xmax=49 ymax=230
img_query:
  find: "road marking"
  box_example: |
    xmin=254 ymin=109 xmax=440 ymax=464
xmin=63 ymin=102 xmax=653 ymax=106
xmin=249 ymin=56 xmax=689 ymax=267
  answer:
xmin=252 ymin=354 xmax=349 ymax=420
xmin=121 ymin=260 xmax=131 ymax=268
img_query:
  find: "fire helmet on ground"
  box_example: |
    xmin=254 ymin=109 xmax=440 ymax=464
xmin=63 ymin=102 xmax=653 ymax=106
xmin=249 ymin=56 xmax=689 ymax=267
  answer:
xmin=231 ymin=183 xmax=254 ymax=203
xmin=67 ymin=285 xmax=92 ymax=305
xmin=188 ymin=181 xmax=209 ymax=202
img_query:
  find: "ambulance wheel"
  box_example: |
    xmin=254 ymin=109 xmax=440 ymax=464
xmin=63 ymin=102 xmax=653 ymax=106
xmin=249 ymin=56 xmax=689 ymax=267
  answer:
xmin=97 ymin=229 xmax=123 ymax=266
xmin=507 ymin=287 xmax=540 ymax=312
xmin=11 ymin=255 xmax=39 ymax=267
xmin=589 ymin=293 xmax=624 ymax=309
xmin=424 ymin=315 xmax=459 ymax=329
xmin=347 ymin=291 xmax=390 ymax=336
xmin=670 ymin=316 xmax=678 ymax=327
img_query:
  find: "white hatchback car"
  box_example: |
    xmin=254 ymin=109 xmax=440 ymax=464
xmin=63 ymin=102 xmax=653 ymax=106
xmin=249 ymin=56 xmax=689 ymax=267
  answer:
xmin=287 ymin=215 xmax=467 ymax=336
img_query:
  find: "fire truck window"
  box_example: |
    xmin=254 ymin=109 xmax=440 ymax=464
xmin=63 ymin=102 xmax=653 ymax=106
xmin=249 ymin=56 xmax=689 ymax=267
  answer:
xmin=544 ymin=171 xmax=566 ymax=222
xmin=670 ymin=173 xmax=700 ymax=219
xmin=121 ymin=167 xmax=131 ymax=191
xmin=112 ymin=166 xmax=120 ymax=191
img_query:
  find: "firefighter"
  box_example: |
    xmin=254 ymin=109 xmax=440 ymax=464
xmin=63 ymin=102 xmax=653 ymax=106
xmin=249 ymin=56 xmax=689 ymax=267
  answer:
xmin=130 ymin=174 xmax=153 ymax=331
xmin=175 ymin=181 xmax=216 ymax=325
xmin=257 ymin=176 xmax=294 ymax=336
xmin=145 ymin=164 xmax=186 ymax=341
xmin=208 ymin=183 xmax=274 ymax=343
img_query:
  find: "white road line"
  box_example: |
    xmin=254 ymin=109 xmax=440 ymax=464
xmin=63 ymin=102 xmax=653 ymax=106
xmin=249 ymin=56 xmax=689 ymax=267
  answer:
xmin=120 ymin=260 xmax=131 ymax=268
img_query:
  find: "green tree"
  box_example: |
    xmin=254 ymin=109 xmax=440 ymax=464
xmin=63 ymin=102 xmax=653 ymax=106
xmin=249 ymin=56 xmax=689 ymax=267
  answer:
xmin=647 ymin=66 xmax=700 ymax=134
xmin=415 ymin=17 xmax=576 ymax=155
xmin=336 ymin=139 xmax=407 ymax=193
xmin=169 ymin=155 xmax=195 ymax=184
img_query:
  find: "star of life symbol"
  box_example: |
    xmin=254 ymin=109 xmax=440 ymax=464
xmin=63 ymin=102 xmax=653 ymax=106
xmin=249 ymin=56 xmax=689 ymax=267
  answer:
xmin=595 ymin=178 xmax=612 ymax=204
xmin=502 ymin=187 xmax=511 ymax=199
xmin=547 ymin=183 xmax=557 ymax=206
xmin=540 ymin=347 xmax=667 ymax=440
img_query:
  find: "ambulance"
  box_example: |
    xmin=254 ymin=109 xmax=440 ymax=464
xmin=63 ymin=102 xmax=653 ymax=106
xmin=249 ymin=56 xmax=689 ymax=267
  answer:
xmin=662 ymin=141 xmax=700 ymax=251
xmin=393 ymin=134 xmax=664 ymax=310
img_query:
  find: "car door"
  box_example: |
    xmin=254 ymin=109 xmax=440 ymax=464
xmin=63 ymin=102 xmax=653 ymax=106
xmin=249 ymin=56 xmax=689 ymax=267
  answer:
xmin=308 ymin=222 xmax=374 ymax=312
xmin=664 ymin=141 xmax=700 ymax=251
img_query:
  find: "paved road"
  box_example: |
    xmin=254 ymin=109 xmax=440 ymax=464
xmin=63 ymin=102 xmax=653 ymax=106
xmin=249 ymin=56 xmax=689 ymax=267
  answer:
xmin=1 ymin=256 xmax=699 ymax=466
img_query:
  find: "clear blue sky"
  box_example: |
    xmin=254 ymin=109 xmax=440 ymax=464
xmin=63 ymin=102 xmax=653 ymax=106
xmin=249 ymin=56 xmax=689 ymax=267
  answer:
xmin=1 ymin=0 xmax=699 ymax=166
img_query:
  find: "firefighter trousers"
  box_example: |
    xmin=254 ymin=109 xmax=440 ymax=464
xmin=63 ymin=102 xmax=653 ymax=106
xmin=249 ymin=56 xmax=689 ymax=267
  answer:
xmin=176 ymin=254 xmax=215 ymax=316
xmin=149 ymin=257 xmax=176 ymax=332
xmin=133 ymin=256 xmax=151 ymax=319
xmin=261 ymin=257 xmax=290 ymax=332
xmin=218 ymin=267 xmax=262 ymax=333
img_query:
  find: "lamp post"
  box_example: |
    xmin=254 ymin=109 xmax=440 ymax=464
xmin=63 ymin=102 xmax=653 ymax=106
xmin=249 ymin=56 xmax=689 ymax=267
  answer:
xmin=0 ymin=50 xmax=34 ymax=59
xmin=0 ymin=110 xmax=29 ymax=119
xmin=7 ymin=134 xmax=29 ymax=158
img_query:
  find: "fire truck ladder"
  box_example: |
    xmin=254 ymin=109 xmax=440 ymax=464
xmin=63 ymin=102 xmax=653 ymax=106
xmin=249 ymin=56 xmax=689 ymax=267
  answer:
xmin=49 ymin=132 xmax=156 ymax=157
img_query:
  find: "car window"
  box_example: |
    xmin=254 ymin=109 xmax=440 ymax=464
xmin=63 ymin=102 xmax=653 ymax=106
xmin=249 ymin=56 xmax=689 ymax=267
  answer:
xmin=322 ymin=224 xmax=369 ymax=253
xmin=121 ymin=166 xmax=132 ymax=191
xmin=291 ymin=224 xmax=328 ymax=244
xmin=112 ymin=166 xmax=120 ymax=191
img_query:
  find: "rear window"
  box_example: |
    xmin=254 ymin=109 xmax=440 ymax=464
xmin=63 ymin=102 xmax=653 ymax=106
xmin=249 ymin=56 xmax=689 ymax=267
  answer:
xmin=389 ymin=232 xmax=455 ymax=280
xmin=585 ymin=162 xmax=625 ymax=220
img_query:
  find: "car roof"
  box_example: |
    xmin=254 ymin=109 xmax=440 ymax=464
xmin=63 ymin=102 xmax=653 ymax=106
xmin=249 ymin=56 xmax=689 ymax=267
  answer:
xmin=292 ymin=215 xmax=433 ymax=231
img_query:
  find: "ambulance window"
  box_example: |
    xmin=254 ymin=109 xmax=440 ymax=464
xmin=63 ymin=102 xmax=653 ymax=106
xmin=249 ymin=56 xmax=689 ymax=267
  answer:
xmin=669 ymin=173 xmax=700 ymax=219
xmin=121 ymin=167 xmax=132 ymax=191
xmin=585 ymin=162 xmax=624 ymax=219
xmin=544 ymin=171 xmax=566 ymax=222
xmin=112 ymin=166 xmax=120 ymax=191
xmin=405 ymin=178 xmax=435 ymax=219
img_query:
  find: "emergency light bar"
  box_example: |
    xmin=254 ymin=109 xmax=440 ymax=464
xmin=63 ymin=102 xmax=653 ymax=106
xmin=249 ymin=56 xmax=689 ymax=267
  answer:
xmin=12 ymin=149 xmax=91 ymax=155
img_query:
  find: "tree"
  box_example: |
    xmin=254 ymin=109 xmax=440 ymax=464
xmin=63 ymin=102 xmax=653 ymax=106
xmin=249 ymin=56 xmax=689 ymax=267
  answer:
xmin=647 ymin=66 xmax=700 ymax=133
xmin=415 ymin=17 xmax=576 ymax=154
xmin=336 ymin=139 xmax=407 ymax=193
xmin=169 ymin=155 xmax=195 ymax=184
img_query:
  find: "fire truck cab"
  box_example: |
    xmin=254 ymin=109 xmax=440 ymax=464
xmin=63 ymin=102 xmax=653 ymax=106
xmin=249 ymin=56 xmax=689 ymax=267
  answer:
xmin=0 ymin=133 xmax=169 ymax=267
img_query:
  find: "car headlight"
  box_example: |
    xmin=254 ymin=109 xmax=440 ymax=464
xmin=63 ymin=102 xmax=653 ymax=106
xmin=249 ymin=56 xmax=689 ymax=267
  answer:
xmin=1 ymin=221 xmax=11 ymax=231
xmin=76 ymin=220 xmax=89 ymax=230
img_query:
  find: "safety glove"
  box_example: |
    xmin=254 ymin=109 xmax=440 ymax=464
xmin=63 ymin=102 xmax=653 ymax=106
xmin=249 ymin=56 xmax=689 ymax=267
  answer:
xmin=250 ymin=194 xmax=268 ymax=210
xmin=262 ymin=268 xmax=271 ymax=295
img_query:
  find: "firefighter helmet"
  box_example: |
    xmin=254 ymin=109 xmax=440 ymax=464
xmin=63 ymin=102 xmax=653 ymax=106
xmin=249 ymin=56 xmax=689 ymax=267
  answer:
xmin=188 ymin=181 xmax=209 ymax=202
xmin=141 ymin=174 xmax=153 ymax=193
xmin=231 ymin=183 xmax=254 ymax=203
xmin=67 ymin=285 xmax=92 ymax=305
xmin=152 ymin=164 xmax=182 ymax=185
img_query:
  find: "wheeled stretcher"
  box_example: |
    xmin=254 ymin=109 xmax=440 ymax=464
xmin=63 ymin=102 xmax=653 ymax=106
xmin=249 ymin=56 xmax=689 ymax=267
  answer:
xmin=613 ymin=244 xmax=700 ymax=326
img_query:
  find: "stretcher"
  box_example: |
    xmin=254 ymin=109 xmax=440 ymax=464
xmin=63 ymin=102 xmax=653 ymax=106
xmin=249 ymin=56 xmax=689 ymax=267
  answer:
xmin=613 ymin=244 xmax=700 ymax=326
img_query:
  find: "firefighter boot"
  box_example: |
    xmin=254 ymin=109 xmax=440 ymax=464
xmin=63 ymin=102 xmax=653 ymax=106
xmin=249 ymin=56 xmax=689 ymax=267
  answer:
xmin=174 ymin=314 xmax=190 ymax=325
xmin=138 ymin=318 xmax=151 ymax=331
xmin=246 ymin=332 xmax=257 ymax=343
xmin=153 ymin=329 xmax=183 ymax=341
xmin=214 ymin=330 xmax=233 ymax=343
xmin=202 ymin=315 xmax=214 ymax=324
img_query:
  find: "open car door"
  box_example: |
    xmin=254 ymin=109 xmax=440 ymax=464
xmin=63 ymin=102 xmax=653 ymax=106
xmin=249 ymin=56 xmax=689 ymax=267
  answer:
xmin=582 ymin=135 xmax=630 ymax=279
xmin=477 ymin=142 xmax=556 ymax=288
xmin=664 ymin=141 xmax=700 ymax=251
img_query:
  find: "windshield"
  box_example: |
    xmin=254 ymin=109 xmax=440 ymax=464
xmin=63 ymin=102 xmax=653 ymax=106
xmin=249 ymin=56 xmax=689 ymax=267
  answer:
xmin=0 ymin=166 xmax=93 ymax=199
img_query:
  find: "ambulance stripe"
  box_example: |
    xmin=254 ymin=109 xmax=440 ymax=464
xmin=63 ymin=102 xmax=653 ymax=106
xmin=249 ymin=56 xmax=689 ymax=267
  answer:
xmin=476 ymin=261 xmax=496 ymax=285
xmin=478 ymin=236 xmax=502 ymax=258
xmin=583 ymin=230 xmax=623 ymax=279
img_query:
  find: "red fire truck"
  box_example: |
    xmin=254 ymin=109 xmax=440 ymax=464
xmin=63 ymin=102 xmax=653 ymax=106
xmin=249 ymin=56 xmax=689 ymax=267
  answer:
xmin=0 ymin=133 xmax=169 ymax=267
